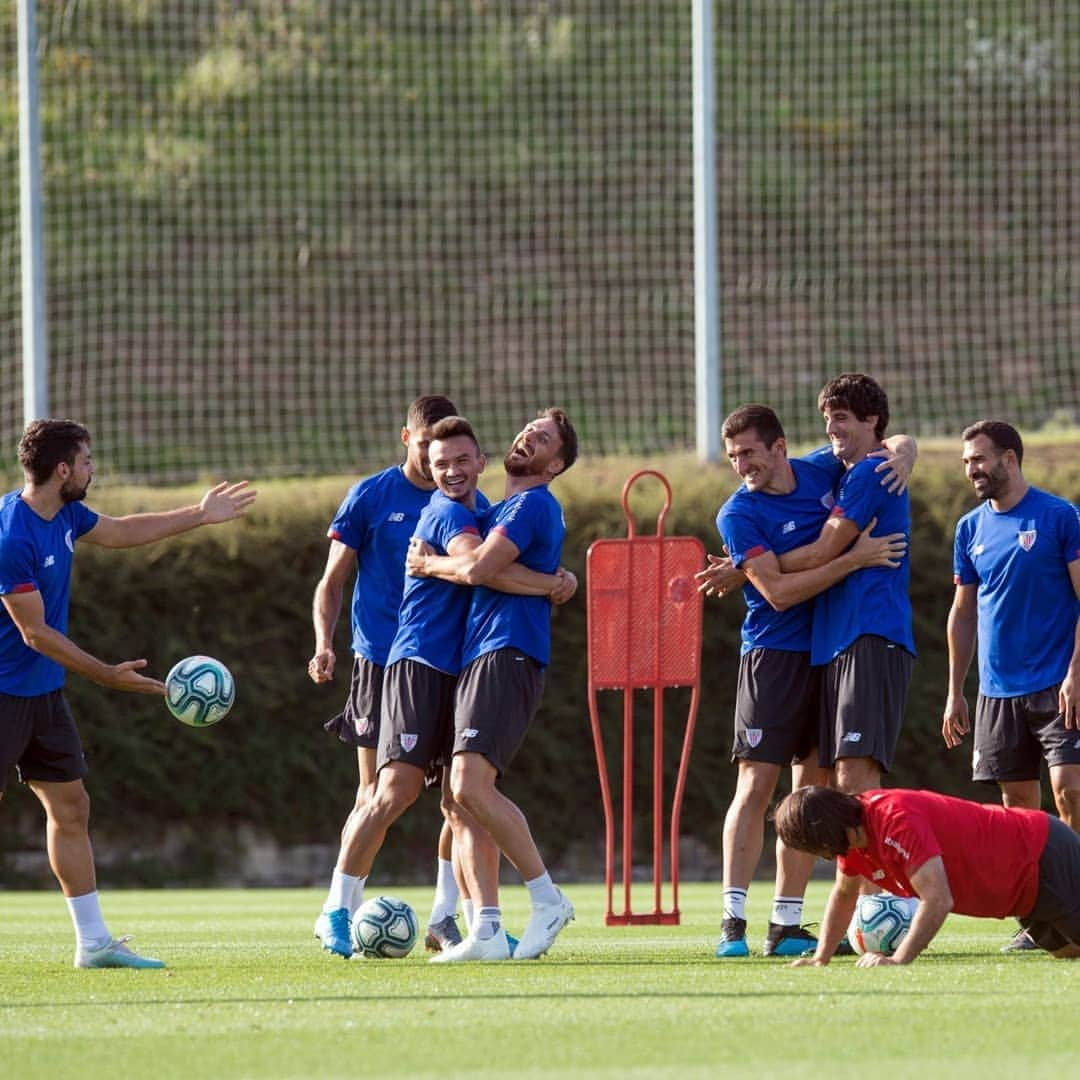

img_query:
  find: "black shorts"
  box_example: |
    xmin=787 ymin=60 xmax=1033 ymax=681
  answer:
xmin=1020 ymin=816 xmax=1080 ymax=951
xmin=376 ymin=659 xmax=457 ymax=774
xmin=732 ymin=649 xmax=820 ymax=765
xmin=323 ymin=656 xmax=383 ymax=749
xmin=0 ymin=690 xmax=87 ymax=792
xmin=453 ymin=648 xmax=544 ymax=775
xmin=972 ymin=685 xmax=1080 ymax=783
xmin=819 ymin=635 xmax=913 ymax=771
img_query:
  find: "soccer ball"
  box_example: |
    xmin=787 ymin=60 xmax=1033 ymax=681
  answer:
xmin=351 ymin=896 xmax=418 ymax=959
xmin=847 ymin=893 xmax=919 ymax=956
xmin=164 ymin=655 xmax=235 ymax=727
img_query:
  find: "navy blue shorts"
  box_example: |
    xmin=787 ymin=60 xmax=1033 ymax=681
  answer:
xmin=323 ymin=656 xmax=383 ymax=749
xmin=453 ymin=649 xmax=544 ymax=776
xmin=0 ymin=690 xmax=87 ymax=791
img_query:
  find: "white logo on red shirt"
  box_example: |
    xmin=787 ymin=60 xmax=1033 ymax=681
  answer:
xmin=884 ymin=836 xmax=911 ymax=860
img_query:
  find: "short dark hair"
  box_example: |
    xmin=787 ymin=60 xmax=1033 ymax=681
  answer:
xmin=962 ymin=419 xmax=1024 ymax=467
xmin=772 ymin=786 xmax=864 ymax=858
xmin=18 ymin=419 xmax=92 ymax=485
xmin=817 ymin=373 xmax=889 ymax=440
xmin=722 ymin=404 xmax=785 ymax=448
xmin=539 ymin=407 xmax=578 ymax=474
xmin=407 ymin=395 xmax=458 ymax=430
xmin=429 ymin=415 xmax=480 ymax=453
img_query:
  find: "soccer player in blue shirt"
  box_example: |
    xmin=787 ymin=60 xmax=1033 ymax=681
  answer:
xmin=700 ymin=404 xmax=912 ymax=959
xmin=407 ymin=408 xmax=579 ymax=961
xmin=0 ymin=419 xmax=255 ymax=969
xmin=308 ymin=395 xmax=466 ymax=956
xmin=319 ymin=416 xmax=574 ymax=958
xmin=942 ymin=420 xmax=1080 ymax=951
xmin=775 ymin=374 xmax=915 ymax=798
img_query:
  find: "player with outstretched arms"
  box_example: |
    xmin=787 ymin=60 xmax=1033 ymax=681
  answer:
xmin=0 ymin=419 xmax=255 ymax=969
xmin=942 ymin=419 xmax=1080 ymax=951
xmin=408 ymin=408 xmax=579 ymax=961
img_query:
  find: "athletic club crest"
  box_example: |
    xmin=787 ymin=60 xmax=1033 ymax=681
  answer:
xmin=400 ymin=733 xmax=418 ymax=752
xmin=746 ymin=728 xmax=763 ymax=748
xmin=1017 ymin=529 xmax=1036 ymax=551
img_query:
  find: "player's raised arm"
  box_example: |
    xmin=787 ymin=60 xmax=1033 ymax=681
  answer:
xmin=1 ymin=589 xmax=165 ymax=695
xmin=82 ymin=481 xmax=257 ymax=549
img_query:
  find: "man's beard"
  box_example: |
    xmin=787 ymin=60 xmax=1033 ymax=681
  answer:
xmin=971 ymin=463 xmax=1008 ymax=501
xmin=60 ymin=479 xmax=89 ymax=503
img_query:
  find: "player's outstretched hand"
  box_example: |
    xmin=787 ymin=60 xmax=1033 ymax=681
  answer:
xmin=695 ymin=553 xmax=744 ymax=598
xmin=406 ymin=537 xmax=435 ymax=577
xmin=941 ymin=694 xmax=970 ymax=748
xmin=851 ymin=517 xmax=907 ymax=569
xmin=308 ymin=649 xmax=335 ymax=684
xmin=199 ymin=480 xmax=257 ymax=524
xmin=109 ymin=659 xmax=166 ymax=695
xmin=550 ymin=568 xmax=578 ymax=605
xmin=788 ymin=956 xmax=827 ymax=968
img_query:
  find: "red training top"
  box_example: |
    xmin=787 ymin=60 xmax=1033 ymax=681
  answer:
xmin=838 ymin=789 xmax=1049 ymax=919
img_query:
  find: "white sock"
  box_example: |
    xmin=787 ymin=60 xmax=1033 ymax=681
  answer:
xmin=324 ymin=870 xmax=364 ymax=915
xmin=723 ymin=888 xmax=748 ymax=922
xmin=524 ymin=871 xmax=560 ymax=908
xmin=429 ymin=858 xmax=460 ymax=924
xmin=475 ymin=906 xmax=502 ymax=941
xmin=461 ymin=898 xmax=476 ymax=933
xmin=771 ymin=896 xmax=804 ymax=927
xmin=66 ymin=891 xmax=110 ymax=949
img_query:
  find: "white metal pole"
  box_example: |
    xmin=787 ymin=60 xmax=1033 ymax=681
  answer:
xmin=17 ymin=0 xmax=49 ymax=423
xmin=692 ymin=0 xmax=719 ymax=462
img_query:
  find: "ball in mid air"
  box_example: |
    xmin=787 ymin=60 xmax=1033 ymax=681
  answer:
xmin=165 ymin=655 xmax=235 ymax=727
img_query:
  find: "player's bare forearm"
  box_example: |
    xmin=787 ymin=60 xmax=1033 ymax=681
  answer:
xmin=487 ymin=562 xmax=565 ymax=598
xmin=1062 ymin=616 xmax=1080 ymax=728
xmin=83 ymin=481 xmax=256 ymax=548
xmin=943 ymin=590 xmax=978 ymax=746
xmin=882 ymin=859 xmax=952 ymax=965
xmin=20 ymin=621 xmax=163 ymax=694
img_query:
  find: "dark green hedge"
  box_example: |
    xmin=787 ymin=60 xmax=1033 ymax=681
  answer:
xmin=1 ymin=453 xmax=1076 ymax=885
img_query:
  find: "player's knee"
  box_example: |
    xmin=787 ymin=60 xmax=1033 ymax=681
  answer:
xmin=1051 ymin=787 xmax=1080 ymax=832
xmin=50 ymin=786 xmax=91 ymax=830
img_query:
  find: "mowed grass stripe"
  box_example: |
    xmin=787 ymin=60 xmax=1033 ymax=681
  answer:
xmin=2 ymin=883 xmax=1078 ymax=1079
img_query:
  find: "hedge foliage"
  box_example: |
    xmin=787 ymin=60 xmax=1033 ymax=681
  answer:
xmin=2 ymin=449 xmax=1077 ymax=885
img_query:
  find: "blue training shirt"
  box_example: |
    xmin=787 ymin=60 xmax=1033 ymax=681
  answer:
xmin=387 ymin=490 xmax=490 ymax=675
xmin=461 ymin=486 xmax=565 ymax=669
xmin=953 ymin=486 xmax=1080 ymax=697
xmin=0 ymin=490 xmax=99 ymax=696
xmin=717 ymin=445 xmax=843 ymax=654
xmin=811 ymin=455 xmax=915 ymax=664
xmin=328 ymin=465 xmax=435 ymax=666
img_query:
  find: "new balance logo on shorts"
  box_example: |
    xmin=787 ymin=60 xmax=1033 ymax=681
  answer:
xmin=462 ymin=728 xmax=479 ymax=739
xmin=841 ymin=731 xmax=863 ymax=743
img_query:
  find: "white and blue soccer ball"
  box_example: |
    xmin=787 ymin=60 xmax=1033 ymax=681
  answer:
xmin=164 ymin=655 xmax=236 ymax=727
xmin=351 ymin=896 xmax=418 ymax=959
xmin=848 ymin=893 xmax=919 ymax=956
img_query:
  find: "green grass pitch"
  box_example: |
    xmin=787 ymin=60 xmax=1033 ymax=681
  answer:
xmin=2 ymin=882 xmax=1078 ymax=1079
